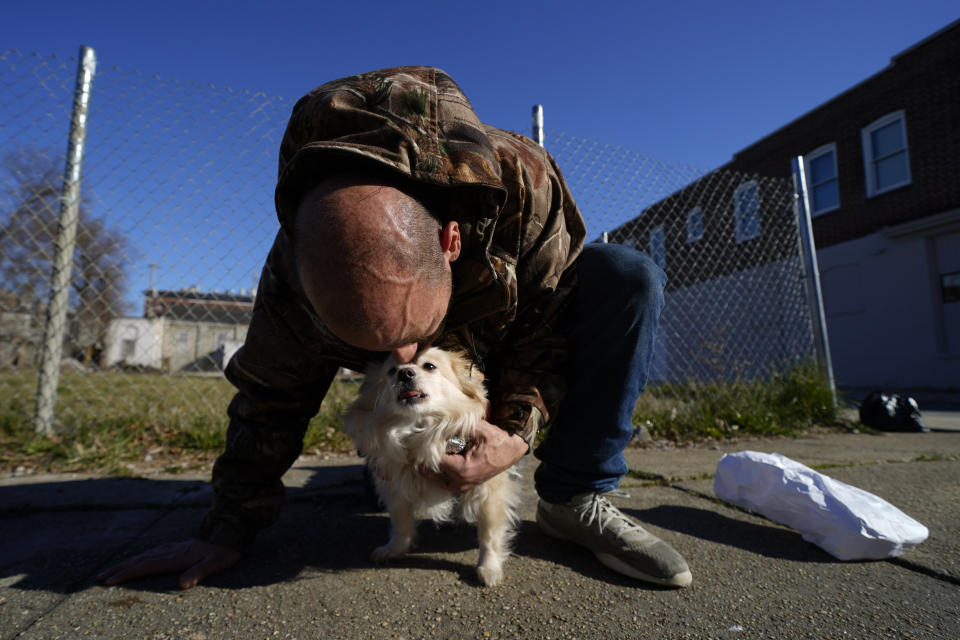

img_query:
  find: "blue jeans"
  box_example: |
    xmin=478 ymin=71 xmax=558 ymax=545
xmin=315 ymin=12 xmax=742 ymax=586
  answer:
xmin=534 ymin=243 xmax=666 ymax=504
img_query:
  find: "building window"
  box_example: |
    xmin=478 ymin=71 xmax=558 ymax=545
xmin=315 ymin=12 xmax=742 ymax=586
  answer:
xmin=649 ymin=225 xmax=666 ymax=270
xmin=804 ymin=143 xmax=840 ymax=215
xmin=733 ymin=180 xmax=761 ymax=243
xmin=942 ymin=271 xmax=960 ymax=304
xmin=686 ymin=207 xmax=704 ymax=243
xmin=861 ymin=110 xmax=911 ymax=197
xmin=175 ymin=331 xmax=190 ymax=350
xmin=121 ymin=339 xmax=136 ymax=359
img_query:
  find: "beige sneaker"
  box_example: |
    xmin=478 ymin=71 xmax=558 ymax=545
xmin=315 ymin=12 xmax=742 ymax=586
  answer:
xmin=537 ymin=492 xmax=693 ymax=587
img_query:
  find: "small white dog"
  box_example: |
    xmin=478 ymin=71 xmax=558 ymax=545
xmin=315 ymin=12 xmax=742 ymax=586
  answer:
xmin=343 ymin=347 xmax=520 ymax=586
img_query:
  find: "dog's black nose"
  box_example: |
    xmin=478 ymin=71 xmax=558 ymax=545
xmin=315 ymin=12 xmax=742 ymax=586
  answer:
xmin=397 ymin=367 xmax=416 ymax=381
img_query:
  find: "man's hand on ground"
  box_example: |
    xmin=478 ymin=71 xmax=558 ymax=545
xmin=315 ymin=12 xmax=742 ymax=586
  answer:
xmin=96 ymin=538 xmax=241 ymax=590
xmin=429 ymin=419 xmax=528 ymax=492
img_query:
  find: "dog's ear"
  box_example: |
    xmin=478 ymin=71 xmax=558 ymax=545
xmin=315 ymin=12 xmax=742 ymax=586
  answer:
xmin=351 ymin=359 xmax=392 ymax=410
xmin=451 ymin=352 xmax=487 ymax=405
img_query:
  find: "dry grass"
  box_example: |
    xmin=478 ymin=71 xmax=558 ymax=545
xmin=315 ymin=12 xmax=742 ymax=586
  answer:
xmin=2 ymin=361 xmax=845 ymax=475
xmin=633 ymin=361 xmax=845 ymax=442
xmin=1 ymin=369 xmax=358 ymax=474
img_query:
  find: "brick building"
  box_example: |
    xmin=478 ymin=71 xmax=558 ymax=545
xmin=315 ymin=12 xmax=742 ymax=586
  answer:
xmin=104 ymin=288 xmax=254 ymax=372
xmin=612 ymin=19 xmax=959 ymax=390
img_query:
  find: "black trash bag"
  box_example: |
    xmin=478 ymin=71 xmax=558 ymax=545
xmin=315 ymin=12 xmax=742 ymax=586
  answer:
xmin=859 ymin=391 xmax=929 ymax=432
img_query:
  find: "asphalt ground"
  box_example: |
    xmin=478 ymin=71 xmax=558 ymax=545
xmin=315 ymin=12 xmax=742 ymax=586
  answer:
xmin=2 ymin=418 xmax=959 ymax=639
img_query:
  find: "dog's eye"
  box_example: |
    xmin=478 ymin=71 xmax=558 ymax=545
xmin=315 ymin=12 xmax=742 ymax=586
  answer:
xmin=422 ymin=362 xmax=437 ymax=371
xmin=387 ymin=367 xmax=397 ymax=376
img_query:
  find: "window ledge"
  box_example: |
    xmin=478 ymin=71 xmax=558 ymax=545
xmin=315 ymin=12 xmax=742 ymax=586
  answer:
xmin=866 ymin=180 xmax=912 ymax=199
xmin=811 ymin=204 xmax=840 ymax=218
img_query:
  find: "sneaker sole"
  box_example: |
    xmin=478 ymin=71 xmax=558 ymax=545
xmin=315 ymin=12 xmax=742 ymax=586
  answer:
xmin=595 ymin=552 xmax=693 ymax=588
xmin=538 ymin=508 xmax=693 ymax=588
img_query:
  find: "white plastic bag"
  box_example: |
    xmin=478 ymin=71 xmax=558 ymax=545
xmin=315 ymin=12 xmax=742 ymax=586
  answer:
xmin=714 ymin=451 xmax=928 ymax=560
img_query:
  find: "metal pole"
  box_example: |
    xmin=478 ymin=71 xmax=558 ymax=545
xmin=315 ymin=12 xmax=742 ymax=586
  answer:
xmin=531 ymin=105 xmax=544 ymax=147
xmin=33 ymin=46 xmax=97 ymax=435
xmin=790 ymin=155 xmax=836 ymax=405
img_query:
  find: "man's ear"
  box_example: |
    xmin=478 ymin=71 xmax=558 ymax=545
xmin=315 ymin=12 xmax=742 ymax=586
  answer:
xmin=440 ymin=221 xmax=461 ymax=263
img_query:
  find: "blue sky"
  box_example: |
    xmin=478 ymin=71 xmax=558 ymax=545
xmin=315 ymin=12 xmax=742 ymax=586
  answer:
xmin=6 ymin=0 xmax=957 ymax=168
xmin=3 ymin=1 xmax=958 ymax=308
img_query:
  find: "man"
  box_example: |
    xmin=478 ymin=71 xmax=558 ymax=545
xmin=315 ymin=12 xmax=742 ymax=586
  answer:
xmin=99 ymin=66 xmax=691 ymax=589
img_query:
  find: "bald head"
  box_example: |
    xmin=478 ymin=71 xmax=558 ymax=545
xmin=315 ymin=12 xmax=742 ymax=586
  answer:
xmin=293 ymin=173 xmax=461 ymax=360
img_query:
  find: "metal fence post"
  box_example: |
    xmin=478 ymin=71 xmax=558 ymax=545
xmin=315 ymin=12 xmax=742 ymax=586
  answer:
xmin=790 ymin=155 xmax=837 ymax=405
xmin=531 ymin=105 xmax=544 ymax=147
xmin=33 ymin=46 xmax=97 ymax=435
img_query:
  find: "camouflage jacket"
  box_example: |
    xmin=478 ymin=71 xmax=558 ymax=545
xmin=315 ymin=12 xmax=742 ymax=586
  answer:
xmin=197 ymin=67 xmax=586 ymax=551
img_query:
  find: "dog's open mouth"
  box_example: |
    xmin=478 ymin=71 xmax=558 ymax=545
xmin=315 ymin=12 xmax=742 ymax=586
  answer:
xmin=397 ymin=389 xmax=428 ymax=405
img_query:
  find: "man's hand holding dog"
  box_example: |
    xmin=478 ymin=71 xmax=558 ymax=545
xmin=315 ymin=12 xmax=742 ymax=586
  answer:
xmin=433 ymin=419 xmax=528 ymax=492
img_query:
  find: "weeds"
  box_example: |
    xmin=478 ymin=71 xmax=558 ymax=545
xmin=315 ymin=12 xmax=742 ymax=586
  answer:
xmin=1 ymin=361 xmax=843 ymax=473
xmin=1 ymin=370 xmax=359 ymax=473
xmin=634 ymin=361 xmax=841 ymax=442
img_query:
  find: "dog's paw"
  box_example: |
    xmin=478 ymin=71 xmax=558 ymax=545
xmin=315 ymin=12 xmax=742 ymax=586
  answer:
xmin=371 ymin=544 xmax=406 ymax=564
xmin=477 ymin=564 xmax=504 ymax=587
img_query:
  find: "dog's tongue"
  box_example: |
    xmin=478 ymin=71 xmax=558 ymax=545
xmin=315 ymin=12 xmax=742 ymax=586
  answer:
xmin=399 ymin=390 xmax=421 ymax=399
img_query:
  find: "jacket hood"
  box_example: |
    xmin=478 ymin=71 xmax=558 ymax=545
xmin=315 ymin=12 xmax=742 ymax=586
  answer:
xmin=275 ymin=66 xmax=507 ymax=229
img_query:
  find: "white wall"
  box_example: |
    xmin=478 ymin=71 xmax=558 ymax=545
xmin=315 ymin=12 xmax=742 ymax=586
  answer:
xmin=104 ymin=317 xmax=164 ymax=368
xmin=222 ymin=339 xmax=244 ymax=370
xmin=817 ymin=212 xmax=960 ymax=390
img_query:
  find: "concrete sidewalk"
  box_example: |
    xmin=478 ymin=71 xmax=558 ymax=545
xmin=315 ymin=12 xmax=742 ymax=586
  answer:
xmin=2 ymin=430 xmax=958 ymax=639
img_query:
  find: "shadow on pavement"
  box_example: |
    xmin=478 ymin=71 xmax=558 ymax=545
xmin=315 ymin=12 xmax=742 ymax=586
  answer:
xmin=627 ymin=504 xmax=835 ymax=562
xmin=2 ymin=472 xmax=651 ymax=595
xmin=0 ymin=469 xmax=373 ymax=596
xmin=2 ymin=468 xmax=836 ymax=596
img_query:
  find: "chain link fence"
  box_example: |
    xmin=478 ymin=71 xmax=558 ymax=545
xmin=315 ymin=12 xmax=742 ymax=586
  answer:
xmin=1 ymin=50 xmax=818 ymax=437
xmin=1 ymin=49 xmax=292 ymax=435
xmin=548 ymin=131 xmax=815 ymax=383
